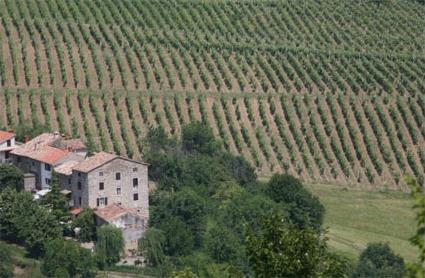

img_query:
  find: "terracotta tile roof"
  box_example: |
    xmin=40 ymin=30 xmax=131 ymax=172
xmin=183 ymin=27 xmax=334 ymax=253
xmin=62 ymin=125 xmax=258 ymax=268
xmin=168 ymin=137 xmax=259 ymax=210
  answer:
xmin=94 ymin=203 xmax=129 ymax=221
xmin=54 ymin=160 xmax=82 ymax=176
xmin=49 ymin=138 xmax=87 ymax=151
xmin=70 ymin=208 xmax=83 ymax=216
xmin=0 ymin=131 xmax=14 ymax=144
xmin=10 ymin=133 xmax=72 ymax=165
xmin=32 ymin=145 xmax=71 ymax=165
xmin=72 ymin=152 xmax=118 ymax=173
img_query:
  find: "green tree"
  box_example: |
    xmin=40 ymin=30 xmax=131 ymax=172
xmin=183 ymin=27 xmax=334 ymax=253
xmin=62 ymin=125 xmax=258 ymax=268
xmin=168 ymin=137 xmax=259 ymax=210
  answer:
xmin=406 ymin=176 xmax=425 ymax=277
xmin=352 ymin=242 xmax=405 ymax=278
xmin=246 ymin=213 xmax=327 ymax=278
xmin=204 ymin=223 xmax=239 ymax=263
xmin=72 ymin=209 xmax=97 ymax=242
xmin=0 ymin=242 xmax=13 ymax=278
xmin=181 ymin=122 xmax=220 ymax=155
xmin=41 ymin=172 xmax=69 ymax=222
xmin=95 ymin=225 xmax=124 ymax=268
xmin=266 ymin=174 xmax=325 ymax=230
xmin=172 ymin=268 xmax=199 ymax=278
xmin=0 ymin=164 xmax=23 ymax=192
xmin=0 ymin=188 xmax=62 ymax=256
xmin=138 ymin=228 xmax=166 ymax=267
xmin=41 ymin=239 xmax=97 ymax=278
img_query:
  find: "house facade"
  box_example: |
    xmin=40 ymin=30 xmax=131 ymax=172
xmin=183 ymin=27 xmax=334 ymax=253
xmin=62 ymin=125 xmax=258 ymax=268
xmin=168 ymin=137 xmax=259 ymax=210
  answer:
xmin=61 ymin=152 xmax=149 ymax=220
xmin=0 ymin=131 xmax=16 ymax=163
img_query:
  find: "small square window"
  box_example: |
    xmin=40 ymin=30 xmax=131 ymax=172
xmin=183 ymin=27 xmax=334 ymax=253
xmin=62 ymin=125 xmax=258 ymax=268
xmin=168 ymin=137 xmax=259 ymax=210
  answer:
xmin=6 ymin=140 xmax=11 ymax=147
xmin=99 ymin=172 xmax=103 ymax=176
xmin=116 ymin=173 xmax=121 ymax=180
xmin=116 ymin=187 xmax=121 ymax=195
xmin=45 ymin=164 xmax=51 ymax=171
xmin=17 ymin=157 xmax=21 ymax=162
xmin=78 ymin=172 xmax=81 ymax=177
xmin=133 ymin=167 xmax=138 ymax=172
xmin=78 ymin=182 xmax=82 ymax=190
xmin=99 ymin=182 xmax=104 ymax=190
xmin=133 ymin=193 xmax=138 ymax=201
xmin=31 ymin=161 xmax=35 ymax=166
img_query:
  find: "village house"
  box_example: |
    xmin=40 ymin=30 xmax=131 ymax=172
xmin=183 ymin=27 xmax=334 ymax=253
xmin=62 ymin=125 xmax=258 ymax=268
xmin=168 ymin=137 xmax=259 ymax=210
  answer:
xmin=3 ymin=130 xmax=150 ymax=251
xmin=0 ymin=130 xmax=17 ymax=163
xmin=9 ymin=132 xmax=87 ymax=190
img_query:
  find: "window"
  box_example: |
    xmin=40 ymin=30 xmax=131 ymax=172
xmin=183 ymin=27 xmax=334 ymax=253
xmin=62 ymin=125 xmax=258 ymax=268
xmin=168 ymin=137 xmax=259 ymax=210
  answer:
xmin=45 ymin=178 xmax=51 ymax=185
xmin=6 ymin=140 xmax=11 ymax=147
xmin=96 ymin=197 xmax=108 ymax=207
xmin=116 ymin=187 xmax=121 ymax=195
xmin=99 ymin=182 xmax=104 ymax=190
xmin=78 ymin=182 xmax=82 ymax=190
xmin=31 ymin=161 xmax=35 ymax=166
xmin=133 ymin=178 xmax=138 ymax=187
xmin=45 ymin=164 xmax=51 ymax=171
xmin=116 ymin=173 xmax=121 ymax=180
xmin=78 ymin=197 xmax=82 ymax=205
xmin=133 ymin=167 xmax=138 ymax=172
xmin=17 ymin=156 xmax=21 ymax=162
xmin=68 ymin=178 xmax=71 ymax=185
xmin=5 ymin=152 xmax=9 ymax=159
xmin=99 ymin=172 xmax=103 ymax=176
xmin=78 ymin=172 xmax=81 ymax=177
xmin=133 ymin=193 xmax=139 ymax=201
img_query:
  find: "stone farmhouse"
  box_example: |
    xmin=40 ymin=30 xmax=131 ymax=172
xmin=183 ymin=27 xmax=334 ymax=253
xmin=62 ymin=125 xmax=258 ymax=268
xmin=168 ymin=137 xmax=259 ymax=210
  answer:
xmin=1 ymin=131 xmax=149 ymax=251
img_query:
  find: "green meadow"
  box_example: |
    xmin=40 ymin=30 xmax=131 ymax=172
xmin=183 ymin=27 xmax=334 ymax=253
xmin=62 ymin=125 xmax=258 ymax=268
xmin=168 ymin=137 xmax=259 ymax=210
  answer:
xmin=307 ymin=183 xmax=418 ymax=263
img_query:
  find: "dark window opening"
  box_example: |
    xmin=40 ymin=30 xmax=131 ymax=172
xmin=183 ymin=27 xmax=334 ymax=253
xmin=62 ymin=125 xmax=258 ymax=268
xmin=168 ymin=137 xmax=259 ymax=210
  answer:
xmin=45 ymin=164 xmax=51 ymax=171
xmin=6 ymin=140 xmax=11 ymax=147
xmin=78 ymin=182 xmax=82 ymax=190
xmin=99 ymin=182 xmax=104 ymax=190
xmin=133 ymin=193 xmax=139 ymax=201
xmin=116 ymin=173 xmax=121 ymax=180
xmin=133 ymin=178 xmax=138 ymax=187
xmin=79 ymin=197 xmax=82 ymax=205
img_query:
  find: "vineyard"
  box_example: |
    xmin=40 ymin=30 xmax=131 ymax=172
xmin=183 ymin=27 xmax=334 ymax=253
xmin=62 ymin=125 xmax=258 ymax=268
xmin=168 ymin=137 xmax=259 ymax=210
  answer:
xmin=0 ymin=89 xmax=423 ymax=189
xmin=0 ymin=0 xmax=424 ymax=188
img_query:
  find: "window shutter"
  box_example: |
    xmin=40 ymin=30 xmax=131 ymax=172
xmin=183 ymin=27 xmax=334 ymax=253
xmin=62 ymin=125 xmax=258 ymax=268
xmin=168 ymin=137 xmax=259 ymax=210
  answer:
xmin=105 ymin=197 xmax=108 ymax=205
xmin=97 ymin=198 xmax=99 ymax=207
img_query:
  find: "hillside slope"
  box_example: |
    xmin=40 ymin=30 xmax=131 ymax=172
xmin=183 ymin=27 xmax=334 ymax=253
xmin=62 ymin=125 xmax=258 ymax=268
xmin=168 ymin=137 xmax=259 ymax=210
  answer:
xmin=0 ymin=0 xmax=424 ymax=187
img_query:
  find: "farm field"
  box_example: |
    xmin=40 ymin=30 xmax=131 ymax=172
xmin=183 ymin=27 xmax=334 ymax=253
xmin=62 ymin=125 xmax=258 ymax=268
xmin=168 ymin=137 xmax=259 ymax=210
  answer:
xmin=307 ymin=183 xmax=417 ymax=263
xmin=0 ymin=89 xmax=423 ymax=189
xmin=0 ymin=0 xmax=424 ymax=188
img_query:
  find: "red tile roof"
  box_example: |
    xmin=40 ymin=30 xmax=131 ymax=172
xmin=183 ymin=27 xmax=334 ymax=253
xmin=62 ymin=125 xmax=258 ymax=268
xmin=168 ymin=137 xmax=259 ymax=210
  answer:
xmin=0 ymin=131 xmax=14 ymax=144
xmin=11 ymin=133 xmax=72 ymax=165
xmin=94 ymin=203 xmax=130 ymax=221
xmin=73 ymin=152 xmax=117 ymax=173
xmin=32 ymin=145 xmax=71 ymax=165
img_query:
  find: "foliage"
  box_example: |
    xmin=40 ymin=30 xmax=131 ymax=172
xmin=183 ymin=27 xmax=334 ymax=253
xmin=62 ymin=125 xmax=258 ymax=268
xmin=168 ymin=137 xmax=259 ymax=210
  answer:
xmin=95 ymin=225 xmax=124 ymax=268
xmin=0 ymin=188 xmax=62 ymax=256
xmin=72 ymin=209 xmax=97 ymax=242
xmin=0 ymin=164 xmax=23 ymax=192
xmin=407 ymin=176 xmax=425 ymax=277
xmin=266 ymin=174 xmax=325 ymax=230
xmin=41 ymin=239 xmax=97 ymax=278
xmin=181 ymin=121 xmax=221 ymax=155
xmin=138 ymin=228 xmax=166 ymax=267
xmin=40 ymin=172 xmax=69 ymax=223
xmin=352 ymin=242 xmax=405 ymax=278
xmin=246 ymin=213 xmax=333 ymax=278
xmin=0 ymin=242 xmax=13 ymax=278
xmin=171 ymin=268 xmax=198 ymax=278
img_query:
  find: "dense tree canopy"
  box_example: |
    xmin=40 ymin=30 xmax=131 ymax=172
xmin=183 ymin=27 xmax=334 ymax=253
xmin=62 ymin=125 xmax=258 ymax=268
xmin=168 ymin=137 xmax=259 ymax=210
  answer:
xmin=0 ymin=188 xmax=62 ymax=256
xmin=0 ymin=242 xmax=13 ymax=278
xmin=0 ymin=164 xmax=23 ymax=192
xmin=41 ymin=239 xmax=97 ymax=278
xmin=353 ymin=242 xmax=405 ymax=278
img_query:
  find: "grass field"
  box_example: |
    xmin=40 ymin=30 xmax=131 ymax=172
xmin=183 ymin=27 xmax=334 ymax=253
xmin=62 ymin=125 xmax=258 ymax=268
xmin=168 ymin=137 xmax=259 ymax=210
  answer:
xmin=0 ymin=240 xmax=43 ymax=278
xmin=307 ymin=183 xmax=418 ymax=263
